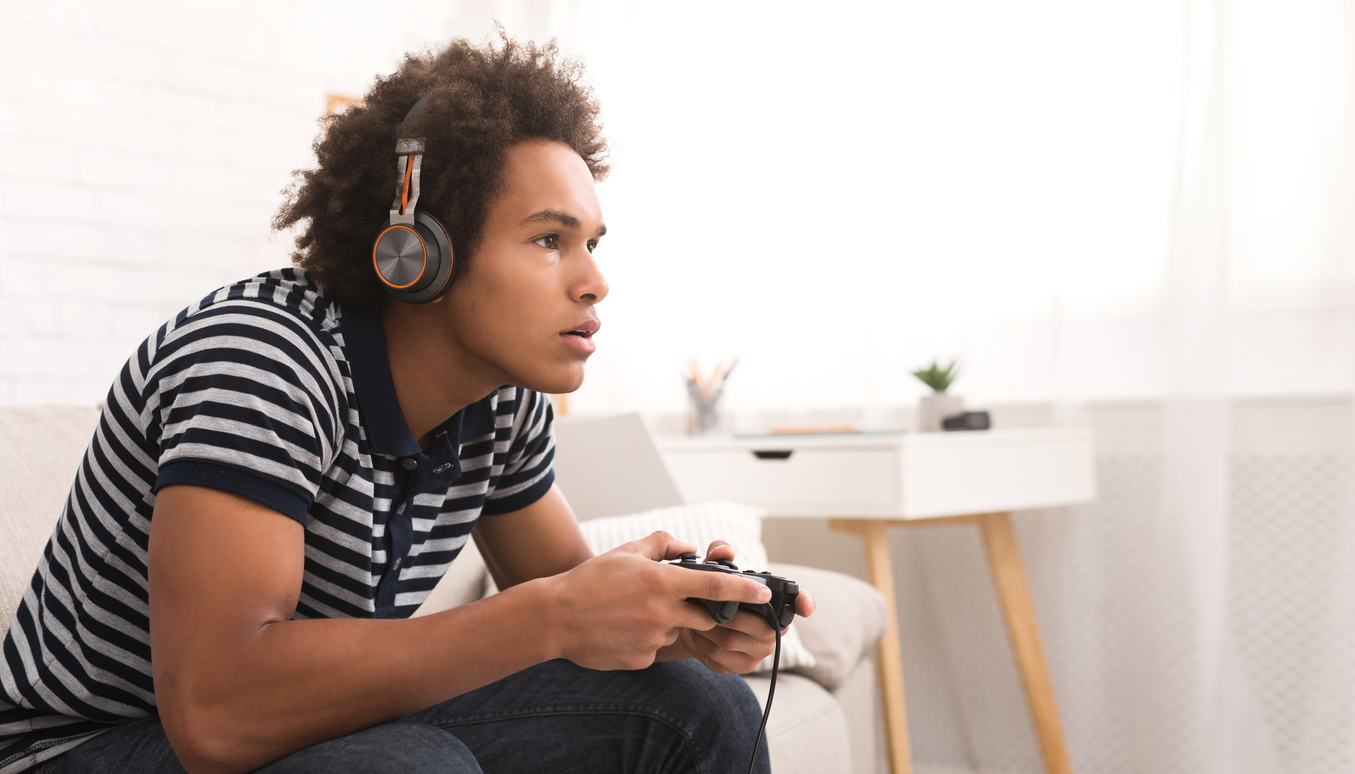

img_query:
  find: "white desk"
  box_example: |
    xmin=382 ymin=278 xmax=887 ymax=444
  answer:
xmin=661 ymin=428 xmax=1095 ymax=774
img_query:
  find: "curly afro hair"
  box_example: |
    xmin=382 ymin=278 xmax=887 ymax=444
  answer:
xmin=274 ymin=35 xmax=609 ymax=310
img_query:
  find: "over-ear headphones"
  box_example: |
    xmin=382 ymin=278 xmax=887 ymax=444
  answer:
xmin=372 ymin=97 xmax=454 ymax=304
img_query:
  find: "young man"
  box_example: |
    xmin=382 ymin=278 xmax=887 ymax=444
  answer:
xmin=0 ymin=38 xmax=811 ymax=773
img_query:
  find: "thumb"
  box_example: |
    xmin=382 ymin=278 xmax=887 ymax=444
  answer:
xmin=631 ymin=530 xmax=700 ymax=561
xmin=704 ymin=540 xmax=735 ymax=563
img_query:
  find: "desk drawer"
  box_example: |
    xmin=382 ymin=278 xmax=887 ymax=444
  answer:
xmin=663 ymin=446 xmax=898 ymax=512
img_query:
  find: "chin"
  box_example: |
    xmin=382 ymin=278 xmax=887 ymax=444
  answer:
xmin=516 ymin=363 xmax=587 ymax=396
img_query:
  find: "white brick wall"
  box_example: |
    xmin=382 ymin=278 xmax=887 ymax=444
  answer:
xmin=0 ymin=1 xmax=1213 ymax=415
xmin=0 ymin=0 xmax=503 ymax=405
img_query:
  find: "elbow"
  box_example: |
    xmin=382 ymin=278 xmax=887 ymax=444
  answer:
xmin=158 ymin=687 xmax=248 ymax=774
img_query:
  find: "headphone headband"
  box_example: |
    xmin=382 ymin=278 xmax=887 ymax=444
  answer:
xmin=372 ymin=96 xmax=454 ymax=304
xmin=389 ymin=152 xmax=422 ymax=227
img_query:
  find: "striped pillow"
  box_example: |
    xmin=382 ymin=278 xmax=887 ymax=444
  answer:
xmin=578 ymin=501 xmax=816 ymax=674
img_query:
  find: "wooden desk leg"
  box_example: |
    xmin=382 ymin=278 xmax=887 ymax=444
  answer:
xmin=978 ymin=512 xmax=1073 ymax=774
xmin=833 ymin=518 xmax=913 ymax=774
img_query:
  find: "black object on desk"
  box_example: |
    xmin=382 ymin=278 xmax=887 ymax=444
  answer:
xmin=942 ymin=411 xmax=991 ymax=431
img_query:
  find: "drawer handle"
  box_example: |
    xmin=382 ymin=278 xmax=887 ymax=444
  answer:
xmin=752 ymin=450 xmax=794 ymax=460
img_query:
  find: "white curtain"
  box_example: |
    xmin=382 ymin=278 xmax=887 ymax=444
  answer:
xmin=1153 ymin=0 xmax=1355 ymax=771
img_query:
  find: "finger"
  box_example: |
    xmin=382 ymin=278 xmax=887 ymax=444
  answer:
xmin=631 ymin=530 xmax=699 ymax=561
xmin=684 ymin=630 xmax=745 ymax=675
xmin=718 ymin=609 xmax=778 ymax=640
xmin=701 ymin=618 xmax=769 ymax=653
xmin=681 ymin=629 xmax=723 ymax=667
xmin=674 ymin=568 xmax=772 ymax=605
xmin=672 ymin=599 xmax=726 ymax=632
xmin=688 ymin=627 xmax=772 ymax=675
xmin=704 ymin=540 xmax=734 ymax=562
xmin=795 ymin=589 xmax=816 ymax=618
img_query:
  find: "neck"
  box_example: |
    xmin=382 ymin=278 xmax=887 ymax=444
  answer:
xmin=379 ymin=301 xmax=502 ymax=449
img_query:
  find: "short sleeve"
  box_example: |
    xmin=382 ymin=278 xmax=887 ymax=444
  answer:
xmin=150 ymin=301 xmax=343 ymax=525
xmin=483 ymin=388 xmax=556 ymax=515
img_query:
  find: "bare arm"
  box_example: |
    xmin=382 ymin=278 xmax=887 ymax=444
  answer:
xmin=149 ymin=484 xmax=771 ymax=774
xmin=471 ymin=484 xmax=593 ymax=590
xmin=149 ymin=485 xmax=557 ymax=773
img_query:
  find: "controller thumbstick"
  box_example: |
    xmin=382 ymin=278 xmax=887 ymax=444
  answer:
xmin=678 ymin=553 xmax=700 ymax=562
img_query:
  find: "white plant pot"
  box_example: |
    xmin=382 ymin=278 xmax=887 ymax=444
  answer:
xmin=916 ymin=393 xmax=964 ymax=432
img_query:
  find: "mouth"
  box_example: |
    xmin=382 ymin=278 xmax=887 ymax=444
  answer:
xmin=561 ymin=318 xmax=600 ymax=354
xmin=561 ymin=318 xmax=601 ymax=340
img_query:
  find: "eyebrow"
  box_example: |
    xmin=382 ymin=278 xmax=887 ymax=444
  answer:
xmin=520 ymin=209 xmax=607 ymax=237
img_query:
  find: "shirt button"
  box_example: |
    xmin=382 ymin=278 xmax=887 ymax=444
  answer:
xmin=392 ymin=557 xmax=402 ymax=570
xmin=434 ymin=463 xmax=451 ymax=474
xmin=396 ymin=503 xmax=407 ymax=515
xmin=402 ymin=459 xmax=419 ymax=471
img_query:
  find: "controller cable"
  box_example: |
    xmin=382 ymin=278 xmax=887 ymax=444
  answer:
xmin=746 ymin=628 xmax=781 ymax=774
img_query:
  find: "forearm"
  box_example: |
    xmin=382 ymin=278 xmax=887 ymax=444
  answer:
xmin=473 ymin=485 xmax=594 ymax=590
xmin=161 ymin=579 xmax=558 ymax=774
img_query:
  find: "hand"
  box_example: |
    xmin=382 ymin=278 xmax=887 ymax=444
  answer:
xmin=545 ymin=531 xmax=776 ymax=671
xmin=669 ymin=541 xmax=816 ymax=674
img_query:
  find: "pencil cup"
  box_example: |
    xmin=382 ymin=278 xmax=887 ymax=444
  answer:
xmin=687 ymin=380 xmax=724 ymax=435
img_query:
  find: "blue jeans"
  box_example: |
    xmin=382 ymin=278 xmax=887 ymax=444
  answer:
xmin=41 ymin=659 xmax=771 ymax=773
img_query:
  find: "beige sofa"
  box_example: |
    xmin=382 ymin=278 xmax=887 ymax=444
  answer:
xmin=0 ymin=405 xmax=889 ymax=774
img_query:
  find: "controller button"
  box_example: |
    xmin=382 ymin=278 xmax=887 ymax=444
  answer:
xmin=785 ymin=582 xmax=798 ymax=594
xmin=714 ymin=559 xmax=738 ymax=570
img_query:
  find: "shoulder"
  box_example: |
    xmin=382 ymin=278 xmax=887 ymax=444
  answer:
xmin=178 ymin=268 xmax=337 ymax=334
xmin=151 ymin=270 xmax=342 ymax=374
xmin=139 ymin=270 xmax=352 ymax=431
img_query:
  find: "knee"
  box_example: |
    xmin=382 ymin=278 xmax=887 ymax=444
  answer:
xmin=375 ymin=724 xmax=479 ymax=774
xmin=646 ymin=660 xmax=768 ymax=773
xmin=276 ymin=722 xmax=480 ymax=774
xmin=653 ymin=659 xmax=764 ymax=734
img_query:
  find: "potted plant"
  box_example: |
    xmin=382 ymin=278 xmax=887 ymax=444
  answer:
xmin=912 ymin=359 xmax=963 ymax=432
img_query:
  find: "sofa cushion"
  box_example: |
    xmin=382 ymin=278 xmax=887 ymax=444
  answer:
xmin=743 ymin=671 xmax=852 ymax=774
xmin=831 ymin=650 xmax=887 ymax=774
xmin=0 ymin=405 xmax=100 ymax=635
xmin=768 ymin=563 xmax=887 ymax=690
xmin=576 ymin=501 xmax=816 ymax=673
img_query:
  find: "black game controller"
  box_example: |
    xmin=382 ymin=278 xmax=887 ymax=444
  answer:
xmin=669 ymin=553 xmax=799 ymax=631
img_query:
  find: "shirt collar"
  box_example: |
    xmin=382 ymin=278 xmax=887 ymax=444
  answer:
xmin=338 ymin=306 xmax=498 ymax=457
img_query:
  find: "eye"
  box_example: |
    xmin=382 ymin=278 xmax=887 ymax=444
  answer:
xmin=533 ymin=234 xmax=560 ymax=250
xmin=586 ymin=240 xmax=598 ymax=254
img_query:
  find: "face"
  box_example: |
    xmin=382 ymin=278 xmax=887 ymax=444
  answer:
xmin=438 ymin=139 xmax=609 ymax=395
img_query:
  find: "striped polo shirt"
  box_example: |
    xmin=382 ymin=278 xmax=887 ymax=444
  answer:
xmin=0 ymin=268 xmax=556 ymax=773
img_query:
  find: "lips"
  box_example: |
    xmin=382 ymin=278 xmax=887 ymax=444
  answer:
xmin=561 ymin=317 xmax=600 ymax=354
xmin=562 ymin=318 xmax=601 ymax=338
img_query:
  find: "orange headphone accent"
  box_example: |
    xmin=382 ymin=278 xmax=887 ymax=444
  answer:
xmin=400 ymin=154 xmax=413 ymax=214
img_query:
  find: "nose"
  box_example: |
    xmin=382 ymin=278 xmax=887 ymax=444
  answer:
xmin=571 ymin=248 xmax=609 ymax=305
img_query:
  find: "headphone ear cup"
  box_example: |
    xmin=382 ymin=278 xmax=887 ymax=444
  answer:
xmin=372 ymin=212 xmax=453 ymax=304
xmin=373 ymin=223 xmax=430 ymax=291
xmin=419 ymin=211 xmax=455 ymax=295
